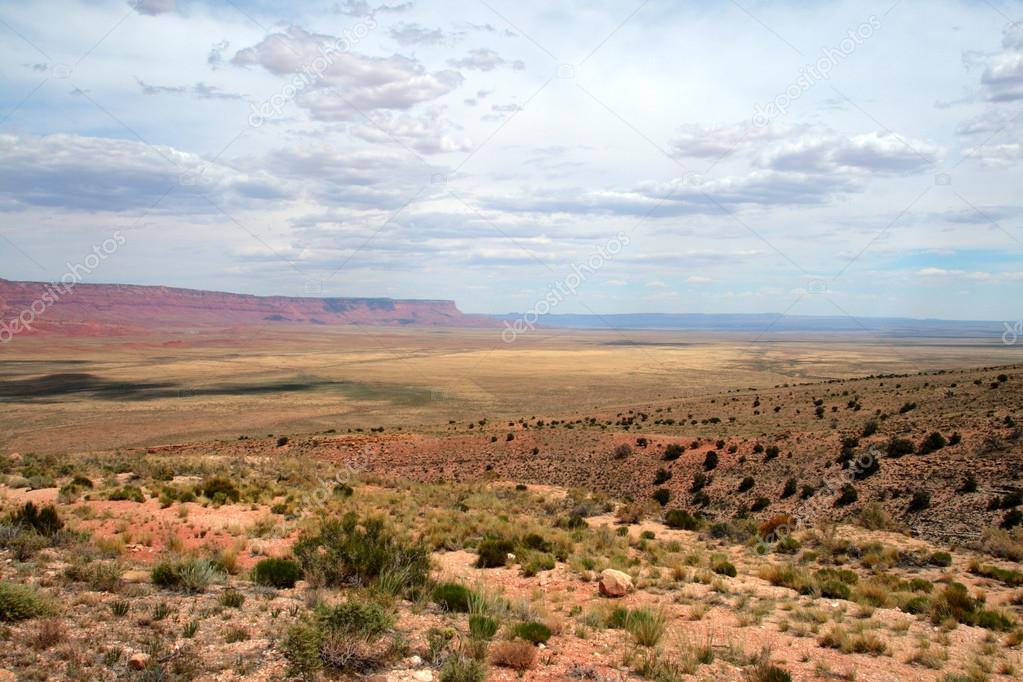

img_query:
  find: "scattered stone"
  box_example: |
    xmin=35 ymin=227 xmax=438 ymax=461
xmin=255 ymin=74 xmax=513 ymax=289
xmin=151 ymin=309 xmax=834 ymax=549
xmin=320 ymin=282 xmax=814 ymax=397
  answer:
xmin=598 ymin=568 xmax=633 ymax=597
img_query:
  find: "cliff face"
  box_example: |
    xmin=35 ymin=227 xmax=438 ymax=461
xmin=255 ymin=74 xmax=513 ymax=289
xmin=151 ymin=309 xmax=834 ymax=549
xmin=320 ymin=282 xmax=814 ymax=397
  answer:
xmin=0 ymin=278 xmax=492 ymax=336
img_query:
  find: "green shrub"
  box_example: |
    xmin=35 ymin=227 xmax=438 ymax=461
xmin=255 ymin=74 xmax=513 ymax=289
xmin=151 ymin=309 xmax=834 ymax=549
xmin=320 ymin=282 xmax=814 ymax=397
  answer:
xmin=703 ymin=451 xmax=718 ymax=470
xmin=834 ymin=484 xmax=858 ymax=507
xmin=512 ymin=621 xmax=551 ymax=645
xmin=432 ymin=582 xmax=472 ymax=613
xmin=469 ymin=614 xmax=499 ymax=641
xmin=624 ymin=608 xmax=668 ymax=647
xmin=293 ymin=513 xmax=429 ymax=594
xmin=651 ymin=488 xmax=671 ymax=506
xmin=711 ymin=557 xmax=737 ymax=577
xmin=475 ymin=538 xmax=515 ymax=568
xmin=664 ymin=509 xmax=701 ymax=530
xmin=0 ymin=582 xmax=55 ymax=621
xmin=283 ymin=619 xmax=323 ymax=677
xmin=108 ymin=486 xmax=145 ymax=503
xmin=202 ymin=477 xmax=240 ymax=502
xmin=929 ymin=551 xmax=952 ymax=567
xmin=219 ymin=590 xmax=245 ymax=608
xmin=886 ymin=437 xmax=915 ymax=458
xmin=253 ymin=557 xmax=301 ymax=588
xmin=150 ymin=558 xmax=221 ymax=593
xmin=781 ymin=478 xmax=797 ymax=498
xmin=318 ymin=599 xmax=394 ymax=638
xmin=7 ymin=502 xmax=63 ymax=536
xmin=520 ymin=552 xmax=555 ymax=577
xmin=439 ymin=656 xmax=486 ymax=682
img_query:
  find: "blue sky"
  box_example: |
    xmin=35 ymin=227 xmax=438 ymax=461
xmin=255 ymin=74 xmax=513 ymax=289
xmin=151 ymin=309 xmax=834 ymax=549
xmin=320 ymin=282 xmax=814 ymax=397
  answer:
xmin=0 ymin=0 xmax=1021 ymax=320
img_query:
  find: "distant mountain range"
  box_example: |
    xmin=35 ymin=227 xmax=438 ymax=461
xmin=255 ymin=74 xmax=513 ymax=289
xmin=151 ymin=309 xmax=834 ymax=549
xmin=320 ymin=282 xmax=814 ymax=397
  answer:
xmin=489 ymin=312 xmax=1008 ymax=337
xmin=0 ymin=278 xmax=493 ymax=337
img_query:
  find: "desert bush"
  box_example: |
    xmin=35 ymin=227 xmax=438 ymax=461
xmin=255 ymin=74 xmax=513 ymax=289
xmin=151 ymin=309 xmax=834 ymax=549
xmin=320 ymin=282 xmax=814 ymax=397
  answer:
xmin=220 ymin=590 xmax=245 ymax=608
xmin=665 ymin=509 xmax=702 ymax=531
xmin=433 ymin=582 xmax=473 ymax=613
xmin=918 ymin=432 xmax=947 ymax=455
xmin=834 ymin=484 xmax=858 ymax=507
xmin=690 ymin=472 xmax=708 ymax=492
xmin=108 ymin=485 xmax=145 ymax=503
xmin=150 ymin=558 xmax=221 ymax=593
xmin=858 ymin=502 xmax=894 ymax=530
xmin=751 ymin=497 xmax=770 ymax=512
xmin=738 ymin=477 xmax=755 ymax=493
xmin=653 ymin=468 xmax=672 ymax=485
xmin=202 ymin=476 xmax=240 ymax=503
xmin=612 ymin=443 xmax=633 ymax=460
xmin=969 ymin=561 xmax=1023 ymax=587
xmin=711 ymin=556 xmax=737 ymax=577
xmin=512 ymin=621 xmax=552 ymax=645
xmin=624 ymin=608 xmax=668 ymax=647
xmin=886 ymin=437 xmax=915 ymax=458
xmin=929 ymin=551 xmax=952 ymax=567
xmin=283 ymin=619 xmax=323 ymax=677
xmin=663 ymin=444 xmax=683 ymax=461
xmin=7 ymin=502 xmax=63 ymax=536
xmin=703 ymin=451 xmax=719 ymax=470
xmin=957 ymin=474 xmax=977 ymax=494
xmin=651 ymin=488 xmax=671 ymax=506
xmin=520 ymin=551 xmax=555 ymax=576
xmin=490 ymin=639 xmax=536 ymax=670
xmin=781 ymin=478 xmax=797 ymax=498
xmin=253 ymin=557 xmax=302 ymax=588
xmin=64 ymin=559 xmax=122 ymax=592
xmin=980 ymin=527 xmax=1023 ymax=561
xmin=475 ymin=538 xmax=515 ymax=568
xmin=439 ymin=656 xmax=486 ymax=682
xmin=293 ymin=513 xmax=429 ymax=594
xmin=0 ymin=582 xmax=55 ymax=621
xmin=862 ymin=419 xmax=879 ymax=437
xmin=908 ymin=491 xmax=931 ymax=512
xmin=469 ymin=614 xmax=499 ymax=640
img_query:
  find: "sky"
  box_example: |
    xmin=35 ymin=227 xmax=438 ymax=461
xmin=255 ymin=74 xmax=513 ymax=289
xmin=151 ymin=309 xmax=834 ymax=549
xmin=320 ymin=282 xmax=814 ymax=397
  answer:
xmin=0 ymin=0 xmax=1021 ymax=321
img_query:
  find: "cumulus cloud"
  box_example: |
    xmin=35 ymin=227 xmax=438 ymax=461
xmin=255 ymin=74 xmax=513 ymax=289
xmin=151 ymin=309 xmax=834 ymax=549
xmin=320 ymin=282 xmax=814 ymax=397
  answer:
xmin=964 ymin=22 xmax=1023 ymax=102
xmin=761 ymin=132 xmax=941 ymax=175
xmin=669 ymin=123 xmax=796 ymax=159
xmin=130 ymin=0 xmax=175 ymax=16
xmin=0 ymin=134 xmax=289 ymax=213
xmin=349 ymin=110 xmax=471 ymax=154
xmin=232 ymin=26 xmax=463 ymax=119
xmin=449 ymin=48 xmax=524 ymax=72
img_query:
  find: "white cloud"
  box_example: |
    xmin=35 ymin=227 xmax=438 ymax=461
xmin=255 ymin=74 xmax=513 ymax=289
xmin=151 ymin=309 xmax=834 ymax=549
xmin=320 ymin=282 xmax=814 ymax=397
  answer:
xmin=130 ymin=0 xmax=175 ymax=16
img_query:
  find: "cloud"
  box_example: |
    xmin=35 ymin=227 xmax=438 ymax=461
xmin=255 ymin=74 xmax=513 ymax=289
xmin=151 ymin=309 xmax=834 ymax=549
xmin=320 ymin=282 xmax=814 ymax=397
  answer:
xmin=232 ymin=26 xmax=463 ymax=119
xmin=0 ymin=134 xmax=290 ymax=213
xmin=448 ymin=48 xmax=524 ymax=72
xmin=669 ymin=123 xmax=795 ymax=159
xmin=207 ymin=41 xmax=230 ymax=70
xmin=130 ymin=0 xmax=175 ymax=16
xmin=135 ymin=78 xmax=242 ymax=100
xmin=916 ymin=267 xmax=992 ymax=281
xmin=482 ymin=170 xmax=858 ymax=218
xmin=964 ymin=22 xmax=1023 ymax=102
xmin=761 ymin=132 xmax=941 ymax=175
xmin=333 ymin=1 xmax=412 ymax=17
xmin=389 ymin=22 xmax=448 ymax=46
xmin=349 ymin=110 xmax=471 ymax=154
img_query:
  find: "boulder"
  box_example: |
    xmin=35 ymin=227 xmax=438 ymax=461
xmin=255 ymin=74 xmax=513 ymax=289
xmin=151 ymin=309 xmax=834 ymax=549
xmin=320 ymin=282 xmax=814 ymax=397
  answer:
xmin=598 ymin=568 xmax=633 ymax=597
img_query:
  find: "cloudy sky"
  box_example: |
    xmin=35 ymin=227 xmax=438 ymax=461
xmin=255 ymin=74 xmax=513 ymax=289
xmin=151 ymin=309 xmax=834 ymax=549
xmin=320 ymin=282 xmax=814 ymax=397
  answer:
xmin=0 ymin=0 xmax=1021 ymax=320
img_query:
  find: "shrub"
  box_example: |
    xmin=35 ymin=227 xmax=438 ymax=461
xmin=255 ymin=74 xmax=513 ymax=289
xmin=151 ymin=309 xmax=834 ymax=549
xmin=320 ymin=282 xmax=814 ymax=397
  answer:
xmin=0 ymin=582 xmax=55 ymax=621
xmin=908 ymin=491 xmax=931 ymax=512
xmin=651 ymin=488 xmax=671 ymax=506
xmin=475 ymin=538 xmax=515 ymax=568
xmin=781 ymin=478 xmax=797 ymax=498
xmin=886 ymin=437 xmax=915 ymax=458
xmin=898 ymin=402 xmax=917 ymax=414
xmin=690 ymin=472 xmax=707 ymax=492
xmin=318 ymin=599 xmax=394 ymax=638
xmin=663 ymin=444 xmax=683 ymax=461
xmin=276 ymin=436 xmax=289 ymax=447
xmin=293 ymin=513 xmax=429 ymax=594
xmin=253 ymin=557 xmax=301 ymax=588
xmin=703 ymin=451 xmax=719 ymax=471
xmin=108 ymin=485 xmax=145 ymax=503
xmin=468 ymin=614 xmax=499 ymax=641
xmin=747 ymin=663 xmax=792 ymax=682
xmin=738 ymin=476 xmax=755 ymax=493
xmin=834 ymin=484 xmax=858 ymax=507
xmin=711 ymin=557 xmax=737 ymax=577
xmin=751 ymin=497 xmax=769 ymax=512
xmin=957 ymin=474 xmax=977 ymax=494
xmin=202 ymin=477 xmax=240 ymax=502
xmin=432 ymin=582 xmax=472 ymax=613
xmin=624 ymin=608 xmax=668 ymax=647
xmin=7 ymin=502 xmax=63 ymax=536
xmin=520 ymin=552 xmax=555 ymax=576
xmin=491 ymin=639 xmax=536 ymax=671
xmin=653 ymin=468 xmax=672 ymax=485
xmin=764 ymin=446 xmax=780 ymax=461
xmin=918 ymin=432 xmax=947 ymax=455
xmin=151 ymin=558 xmax=221 ymax=593
xmin=283 ymin=619 xmax=323 ymax=677
xmin=439 ymin=656 xmax=486 ymax=682
xmin=664 ymin=509 xmax=702 ymax=531
xmin=862 ymin=419 xmax=879 ymax=437
xmin=219 ymin=590 xmax=245 ymax=608
xmin=512 ymin=621 xmax=551 ymax=645
xmin=929 ymin=551 xmax=952 ymax=567
xmin=612 ymin=443 xmax=633 ymax=460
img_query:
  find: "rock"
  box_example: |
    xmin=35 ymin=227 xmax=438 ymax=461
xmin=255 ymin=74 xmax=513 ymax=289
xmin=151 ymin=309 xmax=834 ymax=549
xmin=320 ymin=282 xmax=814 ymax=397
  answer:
xmin=598 ymin=568 xmax=633 ymax=597
xmin=0 ymin=670 xmax=17 ymax=682
xmin=405 ymin=655 xmax=423 ymax=667
xmin=128 ymin=653 xmax=151 ymax=670
xmin=412 ymin=672 xmax=433 ymax=682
